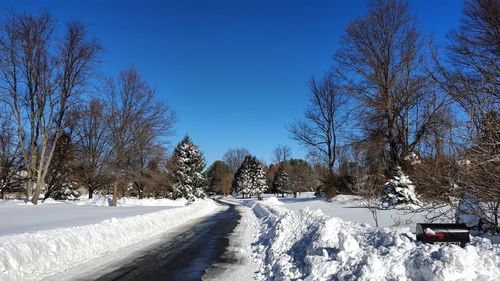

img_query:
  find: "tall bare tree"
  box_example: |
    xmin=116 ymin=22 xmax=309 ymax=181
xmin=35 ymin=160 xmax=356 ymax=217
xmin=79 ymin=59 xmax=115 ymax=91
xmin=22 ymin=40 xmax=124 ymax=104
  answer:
xmin=335 ymin=0 xmax=450 ymax=170
xmin=107 ymin=67 xmax=176 ymax=205
xmin=289 ymin=72 xmax=348 ymax=176
xmin=272 ymin=144 xmax=292 ymax=164
xmin=223 ymin=147 xmax=251 ymax=172
xmin=73 ymin=99 xmax=110 ymax=198
xmin=431 ymin=0 xmax=499 ymax=129
xmin=0 ymin=13 xmax=100 ymax=204
xmin=419 ymin=0 xmax=500 ymax=231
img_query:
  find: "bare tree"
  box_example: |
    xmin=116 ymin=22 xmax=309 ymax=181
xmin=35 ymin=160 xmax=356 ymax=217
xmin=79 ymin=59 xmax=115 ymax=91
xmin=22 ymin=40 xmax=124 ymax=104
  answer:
xmin=272 ymin=144 xmax=292 ymax=164
xmin=289 ymin=72 xmax=348 ymax=176
xmin=431 ymin=0 xmax=499 ymax=128
xmin=351 ymin=173 xmax=385 ymax=227
xmin=416 ymin=0 xmax=499 ymax=232
xmin=133 ymin=145 xmax=172 ymax=198
xmin=223 ymin=147 xmax=251 ymax=172
xmin=106 ymin=67 xmax=176 ymax=205
xmin=73 ymin=99 xmax=110 ymax=198
xmin=0 ymin=13 xmax=101 ymax=204
xmin=335 ymin=0 xmax=451 ymax=170
xmin=0 ymin=116 xmax=23 ymax=199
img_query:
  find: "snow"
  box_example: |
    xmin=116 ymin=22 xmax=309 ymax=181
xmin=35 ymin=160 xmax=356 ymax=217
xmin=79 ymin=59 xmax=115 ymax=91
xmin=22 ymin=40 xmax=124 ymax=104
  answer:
xmin=246 ymin=199 xmax=500 ymax=281
xmin=383 ymin=166 xmax=421 ymax=206
xmin=2 ymin=191 xmax=498 ymax=281
xmin=0 ymin=196 xmax=188 ymax=235
xmin=204 ymin=199 xmax=260 ymax=281
xmin=262 ymin=196 xmax=284 ymax=205
xmin=233 ymin=155 xmax=268 ymax=196
xmin=272 ymin=193 xmax=429 ymax=229
xmin=171 ymin=136 xmax=207 ymax=200
xmin=455 ymin=193 xmax=491 ymax=232
xmin=0 ymin=199 xmax=226 ymax=281
xmin=76 ymin=195 xmax=188 ymax=207
xmin=425 ymin=227 xmax=437 ymax=236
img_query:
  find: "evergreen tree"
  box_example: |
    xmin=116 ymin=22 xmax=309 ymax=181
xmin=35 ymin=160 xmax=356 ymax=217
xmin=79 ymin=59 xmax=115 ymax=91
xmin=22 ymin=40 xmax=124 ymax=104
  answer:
xmin=250 ymin=157 xmax=268 ymax=197
xmin=232 ymin=155 xmax=253 ymax=197
xmin=273 ymin=165 xmax=291 ymax=197
xmin=285 ymin=159 xmax=316 ymax=193
xmin=171 ymin=136 xmax=207 ymax=200
xmin=205 ymin=160 xmax=233 ymax=195
xmin=45 ymin=132 xmax=80 ymax=199
xmin=232 ymin=155 xmax=268 ymax=198
xmin=382 ymin=166 xmax=420 ymax=207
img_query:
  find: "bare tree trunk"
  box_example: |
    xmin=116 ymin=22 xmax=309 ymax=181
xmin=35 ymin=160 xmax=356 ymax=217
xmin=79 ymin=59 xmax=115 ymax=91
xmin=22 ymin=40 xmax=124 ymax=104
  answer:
xmin=370 ymin=207 xmax=379 ymax=227
xmin=112 ymin=182 xmax=118 ymax=207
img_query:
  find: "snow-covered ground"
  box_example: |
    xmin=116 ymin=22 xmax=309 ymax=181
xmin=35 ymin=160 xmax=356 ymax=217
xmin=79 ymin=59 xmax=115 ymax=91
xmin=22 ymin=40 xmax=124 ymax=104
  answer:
xmin=262 ymin=193 xmax=445 ymax=231
xmin=1 ymin=193 xmax=499 ymax=281
xmin=226 ymin=194 xmax=500 ymax=281
xmin=0 ymin=197 xmax=186 ymax=235
xmin=204 ymin=199 xmax=260 ymax=281
xmin=0 ymin=198 xmax=225 ymax=281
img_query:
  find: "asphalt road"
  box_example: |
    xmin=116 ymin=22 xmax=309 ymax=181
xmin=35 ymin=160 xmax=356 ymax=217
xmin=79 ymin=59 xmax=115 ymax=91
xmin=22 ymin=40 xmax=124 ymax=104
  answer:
xmin=94 ymin=202 xmax=240 ymax=281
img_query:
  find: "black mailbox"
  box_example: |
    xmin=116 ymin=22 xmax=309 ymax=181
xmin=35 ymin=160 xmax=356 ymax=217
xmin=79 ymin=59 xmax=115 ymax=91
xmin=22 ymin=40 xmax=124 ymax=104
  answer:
xmin=416 ymin=223 xmax=470 ymax=247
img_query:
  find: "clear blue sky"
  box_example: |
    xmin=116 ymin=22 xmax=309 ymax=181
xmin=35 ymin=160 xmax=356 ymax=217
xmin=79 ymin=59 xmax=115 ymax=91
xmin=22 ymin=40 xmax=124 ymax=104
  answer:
xmin=1 ymin=0 xmax=463 ymax=165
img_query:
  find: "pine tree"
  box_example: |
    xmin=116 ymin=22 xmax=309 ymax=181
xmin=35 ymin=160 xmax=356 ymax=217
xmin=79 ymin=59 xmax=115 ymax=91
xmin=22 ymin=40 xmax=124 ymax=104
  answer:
xmin=232 ymin=155 xmax=268 ymax=198
xmin=205 ymin=160 xmax=233 ymax=195
xmin=171 ymin=136 xmax=207 ymax=200
xmin=232 ymin=155 xmax=253 ymax=197
xmin=45 ymin=132 xmax=80 ymax=199
xmin=250 ymin=157 xmax=268 ymax=197
xmin=273 ymin=165 xmax=291 ymax=197
xmin=382 ymin=166 xmax=420 ymax=207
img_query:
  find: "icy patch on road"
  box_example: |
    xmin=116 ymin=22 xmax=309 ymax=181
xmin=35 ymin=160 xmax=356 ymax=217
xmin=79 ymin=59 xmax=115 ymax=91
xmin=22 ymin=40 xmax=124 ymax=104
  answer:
xmin=0 ymin=200 xmax=225 ymax=281
xmin=250 ymin=201 xmax=500 ymax=281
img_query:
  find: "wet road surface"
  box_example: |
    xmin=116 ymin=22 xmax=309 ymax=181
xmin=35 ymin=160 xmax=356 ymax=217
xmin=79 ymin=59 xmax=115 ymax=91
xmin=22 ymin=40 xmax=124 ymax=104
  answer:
xmin=94 ymin=202 xmax=240 ymax=281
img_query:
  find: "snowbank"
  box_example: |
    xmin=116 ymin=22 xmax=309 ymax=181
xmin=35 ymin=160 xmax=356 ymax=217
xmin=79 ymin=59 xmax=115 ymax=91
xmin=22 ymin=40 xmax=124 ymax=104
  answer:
xmin=0 ymin=200 xmax=226 ymax=281
xmin=250 ymin=201 xmax=500 ymax=281
xmin=262 ymin=196 xmax=284 ymax=205
xmin=204 ymin=200 xmax=260 ymax=281
xmin=76 ymin=195 xmax=188 ymax=207
xmin=42 ymin=198 xmax=62 ymax=204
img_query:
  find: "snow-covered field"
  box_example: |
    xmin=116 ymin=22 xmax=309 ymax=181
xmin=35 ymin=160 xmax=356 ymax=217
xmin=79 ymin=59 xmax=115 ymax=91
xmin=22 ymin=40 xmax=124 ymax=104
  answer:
xmin=0 ymin=197 xmax=225 ymax=281
xmin=0 ymin=197 xmax=186 ymax=235
xmin=227 ymin=194 xmax=500 ymax=281
xmin=263 ymin=193 xmax=443 ymax=230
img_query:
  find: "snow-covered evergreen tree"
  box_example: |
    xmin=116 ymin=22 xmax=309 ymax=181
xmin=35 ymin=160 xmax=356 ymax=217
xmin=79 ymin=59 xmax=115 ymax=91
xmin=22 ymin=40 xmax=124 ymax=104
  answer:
xmin=382 ymin=166 xmax=420 ymax=207
xmin=232 ymin=155 xmax=268 ymax=197
xmin=273 ymin=165 xmax=291 ymax=196
xmin=171 ymin=136 xmax=207 ymax=200
xmin=232 ymin=155 xmax=253 ymax=197
xmin=250 ymin=157 xmax=268 ymax=197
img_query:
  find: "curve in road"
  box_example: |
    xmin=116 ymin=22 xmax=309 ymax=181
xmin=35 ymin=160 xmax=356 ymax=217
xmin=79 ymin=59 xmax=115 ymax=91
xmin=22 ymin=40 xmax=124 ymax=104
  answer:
xmin=95 ymin=202 xmax=240 ymax=281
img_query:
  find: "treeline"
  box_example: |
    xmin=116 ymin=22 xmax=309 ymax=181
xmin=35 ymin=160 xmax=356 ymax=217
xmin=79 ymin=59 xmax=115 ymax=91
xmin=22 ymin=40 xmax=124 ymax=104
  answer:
xmin=205 ymin=146 xmax=317 ymax=198
xmin=0 ymin=11 xmax=319 ymax=204
xmin=0 ymin=12 xmax=176 ymax=203
xmin=289 ymin=0 xmax=499 ymax=231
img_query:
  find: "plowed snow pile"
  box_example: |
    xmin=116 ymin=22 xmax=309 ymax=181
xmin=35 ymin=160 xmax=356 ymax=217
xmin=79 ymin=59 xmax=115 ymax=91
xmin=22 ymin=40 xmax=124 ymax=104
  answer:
xmin=250 ymin=200 xmax=500 ymax=281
